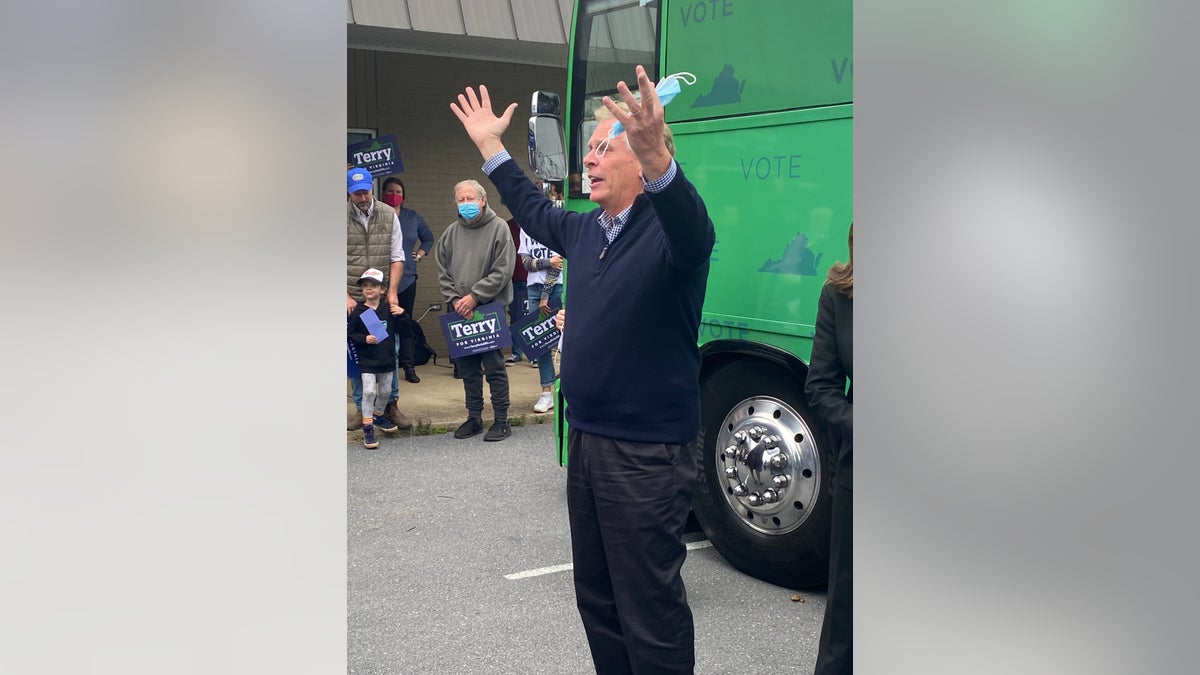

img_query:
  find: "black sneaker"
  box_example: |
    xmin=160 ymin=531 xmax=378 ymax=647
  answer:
xmin=404 ymin=367 xmax=421 ymax=383
xmin=484 ymin=420 xmax=511 ymax=442
xmin=453 ymin=417 xmax=484 ymax=439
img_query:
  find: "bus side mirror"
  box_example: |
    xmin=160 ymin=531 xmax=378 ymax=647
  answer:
xmin=529 ymin=91 xmax=566 ymax=182
xmin=531 ymin=90 xmax=561 ymax=117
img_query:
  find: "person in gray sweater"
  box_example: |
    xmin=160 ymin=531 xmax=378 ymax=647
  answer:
xmin=435 ymin=179 xmax=516 ymax=441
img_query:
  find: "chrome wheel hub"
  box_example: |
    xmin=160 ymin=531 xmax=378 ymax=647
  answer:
xmin=715 ymin=395 xmax=821 ymax=535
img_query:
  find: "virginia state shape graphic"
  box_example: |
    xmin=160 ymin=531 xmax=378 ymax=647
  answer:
xmin=691 ymin=64 xmax=746 ymax=108
xmin=758 ymin=232 xmax=823 ymax=276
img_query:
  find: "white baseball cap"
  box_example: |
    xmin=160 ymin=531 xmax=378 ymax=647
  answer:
xmin=357 ymin=268 xmax=385 ymax=285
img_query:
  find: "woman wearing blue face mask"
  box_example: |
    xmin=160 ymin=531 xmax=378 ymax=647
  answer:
xmin=434 ymin=179 xmax=517 ymax=442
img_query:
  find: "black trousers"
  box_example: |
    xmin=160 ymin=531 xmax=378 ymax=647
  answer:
xmin=454 ymin=348 xmax=508 ymax=420
xmin=814 ymin=481 xmax=852 ymax=675
xmin=567 ymin=427 xmax=697 ymax=675
xmin=395 ymin=283 xmax=417 ymax=367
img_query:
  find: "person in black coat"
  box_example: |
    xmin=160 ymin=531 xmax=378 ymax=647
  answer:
xmin=806 ymin=224 xmax=853 ymax=675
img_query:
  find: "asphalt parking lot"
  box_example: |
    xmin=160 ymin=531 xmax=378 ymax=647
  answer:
xmin=348 ymin=423 xmax=826 ymax=674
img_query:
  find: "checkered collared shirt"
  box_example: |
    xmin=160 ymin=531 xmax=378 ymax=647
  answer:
xmin=598 ymin=161 xmax=675 ymax=243
xmin=597 ymin=204 xmax=633 ymax=244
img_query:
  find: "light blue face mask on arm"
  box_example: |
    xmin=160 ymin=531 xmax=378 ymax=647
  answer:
xmin=596 ymin=71 xmax=696 ymax=157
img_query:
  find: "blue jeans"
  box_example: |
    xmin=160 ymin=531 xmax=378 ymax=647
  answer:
xmin=527 ymin=282 xmax=562 ymax=387
xmin=350 ymin=375 xmax=363 ymax=412
xmin=508 ymin=280 xmax=528 ymax=358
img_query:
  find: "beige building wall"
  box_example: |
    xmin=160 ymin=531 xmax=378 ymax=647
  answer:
xmin=349 ymin=48 xmax=566 ymax=359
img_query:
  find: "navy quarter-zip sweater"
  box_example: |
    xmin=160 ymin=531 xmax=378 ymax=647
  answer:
xmin=488 ymin=157 xmax=715 ymax=444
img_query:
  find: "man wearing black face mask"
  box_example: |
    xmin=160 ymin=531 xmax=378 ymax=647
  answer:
xmin=347 ymin=166 xmax=412 ymax=432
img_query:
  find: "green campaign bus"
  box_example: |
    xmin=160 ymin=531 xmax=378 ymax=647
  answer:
xmin=528 ymin=0 xmax=851 ymax=588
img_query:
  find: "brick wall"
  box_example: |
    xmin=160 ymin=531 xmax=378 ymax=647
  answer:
xmin=349 ymin=49 xmax=567 ymax=359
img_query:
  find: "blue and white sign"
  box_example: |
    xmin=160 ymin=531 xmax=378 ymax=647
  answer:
xmin=510 ymin=298 xmax=562 ymax=360
xmin=347 ymin=134 xmax=403 ymax=177
xmin=438 ymin=301 xmax=513 ymax=359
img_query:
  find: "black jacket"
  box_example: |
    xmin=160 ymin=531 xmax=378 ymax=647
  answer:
xmin=348 ymin=301 xmax=399 ymax=374
xmin=805 ymin=283 xmax=853 ymax=489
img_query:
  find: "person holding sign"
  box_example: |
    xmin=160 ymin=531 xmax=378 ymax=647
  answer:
xmin=518 ymin=229 xmax=563 ymax=413
xmin=435 ymin=179 xmax=516 ymax=442
xmin=347 ymin=268 xmax=405 ymax=449
xmin=450 ymin=66 xmax=714 ymax=674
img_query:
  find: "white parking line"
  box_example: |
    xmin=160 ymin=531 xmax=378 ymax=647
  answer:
xmin=504 ymin=563 xmax=575 ymax=580
xmin=504 ymin=540 xmax=712 ymax=580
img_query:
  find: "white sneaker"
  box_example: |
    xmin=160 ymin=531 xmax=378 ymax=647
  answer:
xmin=533 ymin=391 xmax=554 ymax=413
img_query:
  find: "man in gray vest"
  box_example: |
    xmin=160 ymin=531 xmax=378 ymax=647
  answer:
xmin=347 ymin=166 xmax=412 ymax=431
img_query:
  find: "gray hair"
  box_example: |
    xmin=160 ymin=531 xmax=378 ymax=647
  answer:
xmin=453 ymin=179 xmax=487 ymax=201
xmin=593 ymin=102 xmax=675 ymax=157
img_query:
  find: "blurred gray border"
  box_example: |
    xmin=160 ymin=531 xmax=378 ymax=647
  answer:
xmin=2 ymin=2 xmax=1198 ymax=673
xmin=860 ymin=1 xmax=1199 ymax=673
xmin=0 ymin=2 xmax=347 ymax=673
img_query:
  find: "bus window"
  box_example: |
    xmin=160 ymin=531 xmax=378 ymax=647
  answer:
xmin=663 ymin=0 xmax=851 ymax=121
xmin=567 ymin=0 xmax=661 ymax=199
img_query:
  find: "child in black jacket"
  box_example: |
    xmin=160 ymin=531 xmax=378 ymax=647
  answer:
xmin=348 ymin=268 xmax=404 ymax=448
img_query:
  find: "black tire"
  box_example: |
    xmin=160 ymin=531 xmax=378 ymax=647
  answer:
xmin=694 ymin=359 xmax=834 ymax=589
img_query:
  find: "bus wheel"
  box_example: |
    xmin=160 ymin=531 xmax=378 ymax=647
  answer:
xmin=694 ymin=360 xmax=833 ymax=589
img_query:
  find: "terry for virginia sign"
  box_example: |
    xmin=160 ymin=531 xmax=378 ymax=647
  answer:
xmin=510 ymin=297 xmax=562 ymax=360
xmin=437 ymin=302 xmax=512 ymax=359
xmin=347 ymin=134 xmax=403 ymax=176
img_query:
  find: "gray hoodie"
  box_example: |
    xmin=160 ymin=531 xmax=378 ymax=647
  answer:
xmin=435 ymin=205 xmax=515 ymax=308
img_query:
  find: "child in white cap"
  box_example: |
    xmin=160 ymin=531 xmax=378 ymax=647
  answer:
xmin=347 ymin=268 xmax=404 ymax=448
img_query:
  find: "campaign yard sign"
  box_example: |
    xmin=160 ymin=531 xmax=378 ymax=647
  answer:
xmin=347 ymin=314 xmax=360 ymax=377
xmin=438 ymin=302 xmax=512 ymax=359
xmin=510 ymin=297 xmax=562 ymax=361
xmin=347 ymin=134 xmax=403 ymax=176
xmin=347 ymin=340 xmax=360 ymax=377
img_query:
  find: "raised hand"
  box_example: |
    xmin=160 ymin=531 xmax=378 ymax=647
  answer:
xmin=449 ymin=85 xmax=518 ymax=160
xmin=600 ymin=65 xmax=672 ymax=179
